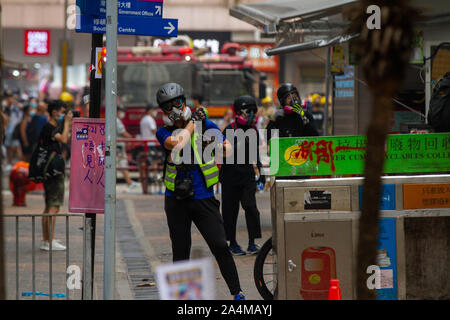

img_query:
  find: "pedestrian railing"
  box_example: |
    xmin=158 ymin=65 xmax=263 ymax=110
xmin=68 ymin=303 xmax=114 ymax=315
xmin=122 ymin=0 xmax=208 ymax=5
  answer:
xmin=3 ymin=213 xmax=85 ymax=300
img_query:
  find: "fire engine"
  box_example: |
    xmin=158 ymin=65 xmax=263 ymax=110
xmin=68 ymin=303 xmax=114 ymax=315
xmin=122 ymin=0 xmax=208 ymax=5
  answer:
xmin=114 ymin=38 xmax=259 ymax=135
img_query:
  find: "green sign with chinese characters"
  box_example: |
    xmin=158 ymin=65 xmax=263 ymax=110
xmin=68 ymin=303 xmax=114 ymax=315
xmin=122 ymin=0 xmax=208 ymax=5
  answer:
xmin=269 ymin=133 xmax=450 ymax=177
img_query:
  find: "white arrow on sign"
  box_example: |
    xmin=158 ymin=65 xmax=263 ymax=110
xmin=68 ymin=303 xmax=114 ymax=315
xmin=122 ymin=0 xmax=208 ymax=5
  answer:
xmin=164 ymin=22 xmax=175 ymax=35
xmin=155 ymin=6 xmax=161 ymax=15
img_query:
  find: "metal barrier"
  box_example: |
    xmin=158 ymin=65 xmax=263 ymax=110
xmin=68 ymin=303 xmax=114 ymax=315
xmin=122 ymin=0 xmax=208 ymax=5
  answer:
xmin=4 ymin=213 xmax=85 ymax=300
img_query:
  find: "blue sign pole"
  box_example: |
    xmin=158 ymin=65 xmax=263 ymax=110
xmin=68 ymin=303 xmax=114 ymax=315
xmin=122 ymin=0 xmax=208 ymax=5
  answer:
xmin=76 ymin=14 xmax=178 ymax=37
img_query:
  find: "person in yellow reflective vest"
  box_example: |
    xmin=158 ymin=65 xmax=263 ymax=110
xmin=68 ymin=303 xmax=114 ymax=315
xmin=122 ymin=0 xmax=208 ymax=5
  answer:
xmin=155 ymin=83 xmax=245 ymax=300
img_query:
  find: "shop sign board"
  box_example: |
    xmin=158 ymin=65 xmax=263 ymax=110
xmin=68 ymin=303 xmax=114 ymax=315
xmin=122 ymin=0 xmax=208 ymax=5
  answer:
xmin=269 ymin=133 xmax=450 ymax=177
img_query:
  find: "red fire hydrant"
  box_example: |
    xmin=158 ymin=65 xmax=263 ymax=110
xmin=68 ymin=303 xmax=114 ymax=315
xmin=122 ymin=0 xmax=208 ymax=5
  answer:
xmin=9 ymin=161 xmax=31 ymax=206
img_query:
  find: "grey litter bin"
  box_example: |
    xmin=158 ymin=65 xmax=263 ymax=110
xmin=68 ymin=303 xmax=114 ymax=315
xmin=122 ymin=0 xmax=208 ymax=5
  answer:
xmin=271 ymin=174 xmax=450 ymax=300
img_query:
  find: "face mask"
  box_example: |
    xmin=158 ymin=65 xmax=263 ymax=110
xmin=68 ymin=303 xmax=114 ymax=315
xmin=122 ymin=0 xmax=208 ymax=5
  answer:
xmin=236 ymin=110 xmax=257 ymax=126
xmin=59 ymin=114 xmax=64 ymax=123
xmin=283 ymin=95 xmax=302 ymax=115
xmin=30 ymin=102 xmax=37 ymax=108
xmin=151 ymin=110 xmax=158 ymax=118
xmin=118 ymin=112 xmax=125 ymax=119
xmin=168 ymin=105 xmax=191 ymax=122
xmin=30 ymin=110 xmax=36 ymax=117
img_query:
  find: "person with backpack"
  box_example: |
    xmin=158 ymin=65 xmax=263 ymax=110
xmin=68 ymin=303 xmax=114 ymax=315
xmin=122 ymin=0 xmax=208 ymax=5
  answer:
xmin=155 ymin=82 xmax=246 ymax=300
xmin=219 ymin=95 xmax=263 ymax=256
xmin=36 ymin=100 xmax=72 ymax=251
xmin=427 ymin=72 xmax=450 ymax=133
xmin=26 ymin=99 xmax=49 ymax=153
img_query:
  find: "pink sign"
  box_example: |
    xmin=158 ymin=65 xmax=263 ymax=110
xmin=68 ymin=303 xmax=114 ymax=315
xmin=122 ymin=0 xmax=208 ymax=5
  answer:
xmin=24 ymin=30 xmax=50 ymax=56
xmin=69 ymin=118 xmax=106 ymax=214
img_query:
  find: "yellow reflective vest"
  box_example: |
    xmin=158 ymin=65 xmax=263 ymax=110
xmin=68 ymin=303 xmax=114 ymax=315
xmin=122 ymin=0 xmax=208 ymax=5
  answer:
xmin=164 ymin=131 xmax=219 ymax=192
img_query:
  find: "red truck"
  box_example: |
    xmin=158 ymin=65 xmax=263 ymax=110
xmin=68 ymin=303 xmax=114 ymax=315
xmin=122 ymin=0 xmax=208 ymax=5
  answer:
xmin=114 ymin=42 xmax=259 ymax=135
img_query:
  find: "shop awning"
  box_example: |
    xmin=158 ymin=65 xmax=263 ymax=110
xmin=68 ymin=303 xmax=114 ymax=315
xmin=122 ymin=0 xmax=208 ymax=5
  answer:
xmin=230 ymin=0 xmax=358 ymax=55
xmin=230 ymin=0 xmax=450 ymax=55
xmin=230 ymin=0 xmax=357 ymax=33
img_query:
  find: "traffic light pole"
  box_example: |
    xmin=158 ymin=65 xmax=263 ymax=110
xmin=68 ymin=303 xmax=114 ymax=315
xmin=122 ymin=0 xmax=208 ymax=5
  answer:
xmin=103 ymin=0 xmax=118 ymax=300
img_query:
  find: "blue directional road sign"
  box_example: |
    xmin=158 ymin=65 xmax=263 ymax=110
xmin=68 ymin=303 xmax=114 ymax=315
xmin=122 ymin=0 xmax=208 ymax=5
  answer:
xmin=78 ymin=0 xmax=163 ymax=18
xmin=76 ymin=14 xmax=177 ymax=37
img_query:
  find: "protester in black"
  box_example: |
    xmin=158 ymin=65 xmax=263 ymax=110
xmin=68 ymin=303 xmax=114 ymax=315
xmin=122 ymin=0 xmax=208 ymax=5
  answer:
xmin=267 ymin=83 xmax=319 ymax=141
xmin=266 ymin=84 xmax=319 ymax=181
xmin=220 ymin=96 xmax=263 ymax=256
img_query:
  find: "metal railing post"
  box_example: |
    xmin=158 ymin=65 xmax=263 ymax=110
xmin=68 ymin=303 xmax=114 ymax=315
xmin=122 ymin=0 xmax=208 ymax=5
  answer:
xmin=66 ymin=216 xmax=69 ymax=300
xmin=49 ymin=214 xmax=53 ymax=300
xmin=15 ymin=217 xmax=19 ymax=300
xmin=32 ymin=216 xmax=35 ymax=300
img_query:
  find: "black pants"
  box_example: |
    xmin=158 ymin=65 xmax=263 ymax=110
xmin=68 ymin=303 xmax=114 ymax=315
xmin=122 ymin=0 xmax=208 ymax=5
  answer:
xmin=221 ymin=179 xmax=262 ymax=243
xmin=164 ymin=196 xmax=241 ymax=295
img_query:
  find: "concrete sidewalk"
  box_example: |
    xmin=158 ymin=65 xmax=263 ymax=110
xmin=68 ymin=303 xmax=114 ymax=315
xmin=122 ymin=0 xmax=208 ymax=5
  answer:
xmin=2 ymin=183 xmax=272 ymax=300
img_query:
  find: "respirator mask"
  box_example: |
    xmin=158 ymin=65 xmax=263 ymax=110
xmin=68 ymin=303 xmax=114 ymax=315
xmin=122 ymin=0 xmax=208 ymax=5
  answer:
xmin=162 ymin=98 xmax=191 ymax=123
xmin=283 ymin=93 xmax=302 ymax=114
xmin=236 ymin=107 xmax=258 ymax=126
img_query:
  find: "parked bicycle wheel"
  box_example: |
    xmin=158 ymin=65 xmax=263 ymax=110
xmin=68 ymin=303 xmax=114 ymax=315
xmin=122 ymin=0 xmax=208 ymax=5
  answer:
xmin=253 ymin=237 xmax=276 ymax=300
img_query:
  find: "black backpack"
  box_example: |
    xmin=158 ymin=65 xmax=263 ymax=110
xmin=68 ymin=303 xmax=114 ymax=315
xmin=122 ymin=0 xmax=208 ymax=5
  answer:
xmin=427 ymin=72 xmax=450 ymax=132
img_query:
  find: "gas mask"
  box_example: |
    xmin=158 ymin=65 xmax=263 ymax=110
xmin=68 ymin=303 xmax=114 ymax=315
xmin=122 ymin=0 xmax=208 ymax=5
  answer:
xmin=236 ymin=108 xmax=258 ymax=127
xmin=163 ymin=98 xmax=191 ymax=123
xmin=283 ymin=94 xmax=302 ymax=115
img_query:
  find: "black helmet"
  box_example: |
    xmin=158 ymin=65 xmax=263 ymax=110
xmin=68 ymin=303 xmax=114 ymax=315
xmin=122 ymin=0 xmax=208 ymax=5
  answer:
xmin=277 ymin=83 xmax=299 ymax=105
xmin=156 ymin=83 xmax=185 ymax=106
xmin=233 ymin=95 xmax=257 ymax=114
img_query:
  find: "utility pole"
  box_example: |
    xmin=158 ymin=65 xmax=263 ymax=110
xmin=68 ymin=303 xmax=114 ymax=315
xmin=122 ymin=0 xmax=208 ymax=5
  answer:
xmin=324 ymin=47 xmax=331 ymax=136
xmin=103 ymin=0 xmax=118 ymax=300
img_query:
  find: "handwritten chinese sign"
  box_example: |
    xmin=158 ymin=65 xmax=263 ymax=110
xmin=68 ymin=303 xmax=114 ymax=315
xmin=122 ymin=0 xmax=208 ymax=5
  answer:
xmin=69 ymin=118 xmax=106 ymax=214
xmin=270 ymin=133 xmax=450 ymax=177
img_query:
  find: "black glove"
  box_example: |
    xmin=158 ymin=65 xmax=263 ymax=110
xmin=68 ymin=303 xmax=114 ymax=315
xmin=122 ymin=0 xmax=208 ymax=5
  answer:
xmin=192 ymin=108 xmax=207 ymax=121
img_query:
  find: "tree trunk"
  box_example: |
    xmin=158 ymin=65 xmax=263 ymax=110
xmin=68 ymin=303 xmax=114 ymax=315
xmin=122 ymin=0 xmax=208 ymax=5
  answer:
xmin=357 ymin=94 xmax=393 ymax=299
